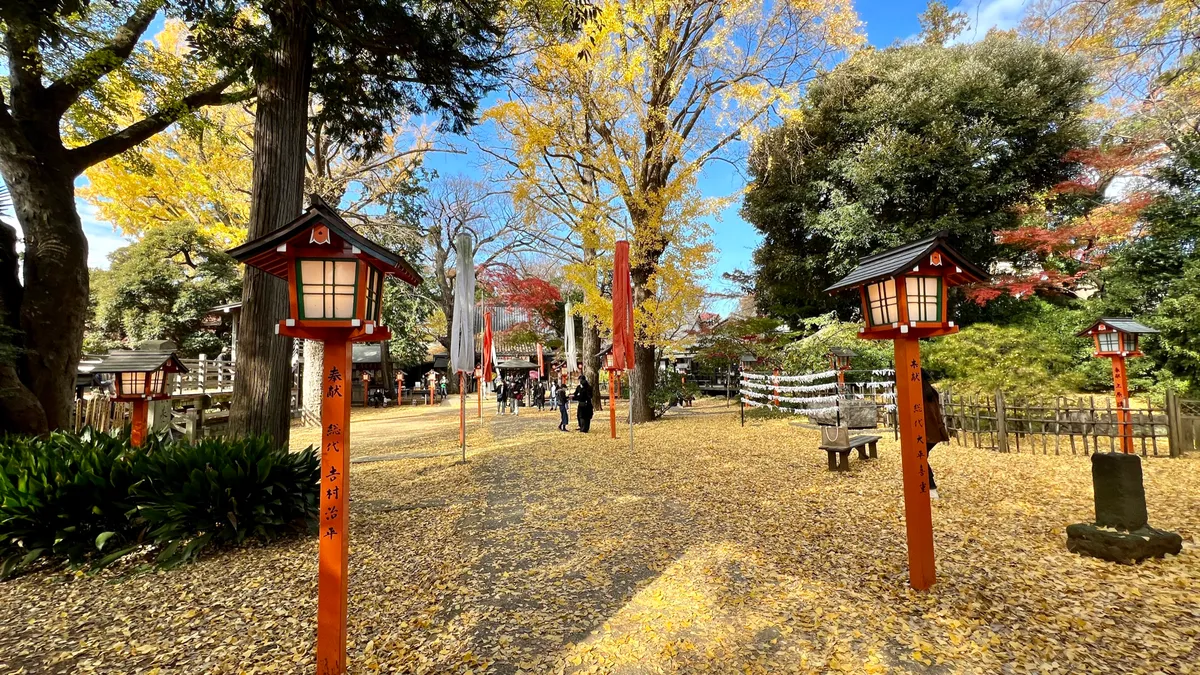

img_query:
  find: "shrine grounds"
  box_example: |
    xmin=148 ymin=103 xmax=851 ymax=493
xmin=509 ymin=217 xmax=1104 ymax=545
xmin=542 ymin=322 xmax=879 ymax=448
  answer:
xmin=1 ymin=397 xmax=1198 ymax=674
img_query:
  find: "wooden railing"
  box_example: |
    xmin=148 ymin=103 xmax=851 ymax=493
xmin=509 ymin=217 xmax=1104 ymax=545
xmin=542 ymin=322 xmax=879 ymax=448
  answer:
xmin=171 ymin=356 xmax=236 ymax=396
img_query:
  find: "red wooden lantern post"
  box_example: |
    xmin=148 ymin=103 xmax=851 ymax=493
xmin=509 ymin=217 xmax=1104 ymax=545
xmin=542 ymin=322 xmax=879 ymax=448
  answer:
xmin=826 ymin=232 xmax=986 ymax=590
xmin=1077 ymin=318 xmax=1159 ymax=454
xmin=92 ymin=351 xmax=188 ymax=446
xmin=396 ymin=372 xmax=404 ymax=407
xmin=228 ymin=197 xmax=422 ymax=675
xmin=828 ymin=347 xmax=855 ymax=390
xmin=360 ymin=372 xmax=370 ymax=407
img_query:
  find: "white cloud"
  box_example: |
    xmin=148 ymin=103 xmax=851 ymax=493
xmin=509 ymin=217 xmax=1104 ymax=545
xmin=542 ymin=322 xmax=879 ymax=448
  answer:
xmin=77 ymin=200 xmax=130 ymax=269
xmin=951 ymin=0 xmax=1031 ymax=44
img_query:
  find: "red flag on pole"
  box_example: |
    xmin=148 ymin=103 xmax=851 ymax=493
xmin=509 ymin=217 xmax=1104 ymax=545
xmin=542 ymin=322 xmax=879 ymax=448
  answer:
xmin=612 ymin=240 xmax=635 ymax=371
xmin=482 ymin=311 xmax=495 ymax=381
xmin=537 ymin=343 xmax=545 ymax=377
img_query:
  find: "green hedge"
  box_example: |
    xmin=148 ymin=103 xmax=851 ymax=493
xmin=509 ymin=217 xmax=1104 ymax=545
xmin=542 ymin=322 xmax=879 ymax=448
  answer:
xmin=0 ymin=430 xmax=319 ymax=577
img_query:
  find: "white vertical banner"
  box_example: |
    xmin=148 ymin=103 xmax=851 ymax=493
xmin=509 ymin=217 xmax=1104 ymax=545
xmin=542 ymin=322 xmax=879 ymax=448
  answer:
xmin=564 ymin=299 xmax=578 ymax=373
xmin=449 ymin=234 xmax=475 ymax=374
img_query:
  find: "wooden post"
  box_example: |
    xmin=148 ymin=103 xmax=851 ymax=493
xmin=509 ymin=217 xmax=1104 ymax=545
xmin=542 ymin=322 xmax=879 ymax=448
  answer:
xmin=460 ymin=372 xmax=466 ymax=460
xmin=396 ymin=374 xmax=403 ymax=407
xmin=130 ymin=399 xmax=148 ymax=447
xmin=361 ymin=373 xmax=370 ymax=408
xmin=609 ymin=369 xmax=617 ymax=438
xmin=317 ymin=340 xmax=352 ymax=675
xmin=893 ymin=337 xmax=936 ymax=590
xmin=995 ymin=389 xmax=1009 ymax=453
xmin=1111 ymin=355 xmax=1134 ymax=454
xmin=477 ymin=374 xmax=482 ymax=419
xmin=1167 ymin=389 xmax=1180 ymax=458
xmin=198 ymin=353 xmax=208 ymax=395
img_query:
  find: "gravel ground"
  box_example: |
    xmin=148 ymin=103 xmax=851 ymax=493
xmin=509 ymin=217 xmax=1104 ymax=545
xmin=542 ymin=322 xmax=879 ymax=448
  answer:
xmin=2 ymin=398 xmax=1198 ymax=674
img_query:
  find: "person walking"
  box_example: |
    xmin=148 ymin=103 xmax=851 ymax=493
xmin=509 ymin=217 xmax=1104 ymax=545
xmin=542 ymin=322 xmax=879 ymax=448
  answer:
xmin=922 ymin=369 xmax=949 ymax=500
xmin=574 ymin=375 xmax=594 ymax=433
xmin=495 ymin=377 xmax=507 ymax=415
xmin=555 ymin=384 xmax=570 ymax=431
xmin=512 ymin=380 xmax=523 ymax=416
xmin=534 ymin=380 xmax=546 ymax=411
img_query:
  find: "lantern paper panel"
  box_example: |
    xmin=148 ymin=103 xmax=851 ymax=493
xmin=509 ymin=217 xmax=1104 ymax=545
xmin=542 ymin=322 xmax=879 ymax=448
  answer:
xmin=905 ymin=276 xmax=943 ymax=323
xmin=866 ymin=279 xmax=898 ymax=327
xmin=1098 ymin=331 xmax=1120 ymax=353
xmin=299 ymin=259 xmax=359 ymax=320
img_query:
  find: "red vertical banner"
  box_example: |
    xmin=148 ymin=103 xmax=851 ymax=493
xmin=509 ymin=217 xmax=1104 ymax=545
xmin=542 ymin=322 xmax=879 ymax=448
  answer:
xmin=482 ymin=312 xmax=494 ymax=382
xmin=537 ymin=343 xmax=545 ymax=377
xmin=893 ymin=338 xmax=936 ymax=590
xmin=612 ymin=241 xmax=635 ymax=370
xmin=1112 ymin=356 xmax=1134 ymax=454
xmin=318 ymin=340 xmax=352 ymax=675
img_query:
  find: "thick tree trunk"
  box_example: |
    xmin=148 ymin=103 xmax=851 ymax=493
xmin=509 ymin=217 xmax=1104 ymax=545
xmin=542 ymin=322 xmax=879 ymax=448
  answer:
xmin=582 ymin=318 xmax=603 ymax=410
xmin=230 ymin=4 xmax=314 ymax=446
xmin=629 ymin=269 xmax=656 ymax=423
xmin=0 ymin=155 xmax=86 ymax=430
xmin=301 ymin=340 xmax=324 ymax=425
xmin=0 ymin=220 xmax=47 ymax=434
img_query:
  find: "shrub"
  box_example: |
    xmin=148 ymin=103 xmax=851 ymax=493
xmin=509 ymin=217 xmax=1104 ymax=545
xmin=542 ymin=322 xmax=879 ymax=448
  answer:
xmin=781 ymin=319 xmax=893 ymax=374
xmin=0 ymin=431 xmax=319 ymax=577
xmin=134 ymin=436 xmax=320 ymax=566
xmin=648 ymin=372 xmax=700 ymax=418
xmin=0 ymin=429 xmax=147 ymax=576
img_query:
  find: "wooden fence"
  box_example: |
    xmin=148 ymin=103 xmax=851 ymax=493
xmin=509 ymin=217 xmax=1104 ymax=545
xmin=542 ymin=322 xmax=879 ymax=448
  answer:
xmin=73 ymin=397 xmax=131 ymax=432
xmin=939 ymin=389 xmax=1196 ymax=458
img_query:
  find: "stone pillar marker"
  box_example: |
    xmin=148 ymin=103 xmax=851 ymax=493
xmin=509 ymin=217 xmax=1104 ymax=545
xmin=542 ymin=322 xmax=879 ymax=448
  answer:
xmin=1066 ymin=452 xmax=1182 ymax=564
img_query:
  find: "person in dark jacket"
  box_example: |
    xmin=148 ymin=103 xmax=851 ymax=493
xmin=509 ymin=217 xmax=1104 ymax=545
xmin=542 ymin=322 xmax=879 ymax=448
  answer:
xmin=555 ymin=383 xmax=569 ymax=431
xmin=534 ymin=381 xmax=546 ymax=411
xmin=574 ymin=375 xmax=594 ymax=432
xmin=922 ymin=369 xmax=949 ymax=500
xmin=494 ymin=377 xmax=507 ymax=415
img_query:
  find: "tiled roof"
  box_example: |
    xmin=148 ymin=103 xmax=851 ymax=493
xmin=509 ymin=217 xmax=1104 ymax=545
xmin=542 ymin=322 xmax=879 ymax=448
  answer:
xmin=1077 ymin=317 xmax=1159 ymax=337
xmin=91 ymin=351 xmax=188 ymax=374
xmin=825 ymin=232 xmax=988 ymax=292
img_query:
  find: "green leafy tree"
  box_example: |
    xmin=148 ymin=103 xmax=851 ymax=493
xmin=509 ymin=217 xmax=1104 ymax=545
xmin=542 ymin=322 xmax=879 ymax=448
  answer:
xmin=86 ymin=221 xmax=241 ymax=356
xmin=744 ymin=34 xmax=1091 ymax=325
xmin=0 ymin=1 xmax=252 ymax=431
xmin=916 ymin=0 xmax=969 ymax=46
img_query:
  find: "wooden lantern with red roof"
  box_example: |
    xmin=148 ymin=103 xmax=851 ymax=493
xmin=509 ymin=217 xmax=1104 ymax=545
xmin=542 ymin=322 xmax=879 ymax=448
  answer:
xmin=227 ymin=196 xmax=422 ymax=675
xmin=1077 ymin=318 xmax=1159 ymax=455
xmin=91 ymin=350 xmax=188 ymax=447
xmin=826 ymin=232 xmax=986 ymax=591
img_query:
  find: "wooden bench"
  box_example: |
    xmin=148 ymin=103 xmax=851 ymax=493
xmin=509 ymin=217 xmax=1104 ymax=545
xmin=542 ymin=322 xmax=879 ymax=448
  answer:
xmin=820 ymin=434 xmax=881 ymax=472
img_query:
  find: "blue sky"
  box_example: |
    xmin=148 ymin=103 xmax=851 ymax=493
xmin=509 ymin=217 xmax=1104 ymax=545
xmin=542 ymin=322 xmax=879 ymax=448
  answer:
xmin=68 ymin=0 xmax=1029 ymax=305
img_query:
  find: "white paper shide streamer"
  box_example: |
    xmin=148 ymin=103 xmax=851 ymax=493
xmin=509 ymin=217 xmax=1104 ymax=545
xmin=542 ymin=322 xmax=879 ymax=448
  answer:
xmin=564 ymin=299 xmax=578 ymax=373
xmin=449 ymin=234 xmax=475 ymax=374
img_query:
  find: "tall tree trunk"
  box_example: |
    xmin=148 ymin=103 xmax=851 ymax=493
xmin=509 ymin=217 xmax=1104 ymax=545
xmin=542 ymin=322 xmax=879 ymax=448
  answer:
xmin=302 ymin=339 xmax=323 ymax=425
xmin=0 ymin=219 xmax=47 ymax=434
xmin=379 ymin=340 xmax=394 ymax=397
xmin=629 ymin=269 xmax=656 ymax=423
xmin=0 ymin=150 xmax=85 ymax=430
xmin=230 ymin=3 xmax=314 ymax=446
xmin=582 ymin=318 xmax=602 ymax=410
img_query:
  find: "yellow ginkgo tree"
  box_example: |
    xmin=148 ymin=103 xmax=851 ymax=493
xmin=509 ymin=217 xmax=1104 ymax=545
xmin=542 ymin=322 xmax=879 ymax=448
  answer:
xmin=493 ymin=0 xmax=862 ymax=421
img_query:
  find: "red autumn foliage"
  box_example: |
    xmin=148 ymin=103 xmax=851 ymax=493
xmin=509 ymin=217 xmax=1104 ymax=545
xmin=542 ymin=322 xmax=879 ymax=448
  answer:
xmin=974 ymin=144 xmax=1158 ymax=303
xmin=480 ymin=268 xmax=563 ymax=327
